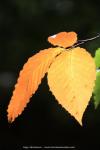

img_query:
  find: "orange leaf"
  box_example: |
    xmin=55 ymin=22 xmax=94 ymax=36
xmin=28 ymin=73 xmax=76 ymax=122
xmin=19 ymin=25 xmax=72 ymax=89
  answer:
xmin=7 ymin=47 xmax=64 ymax=122
xmin=47 ymin=47 xmax=96 ymax=125
xmin=48 ymin=32 xmax=77 ymax=48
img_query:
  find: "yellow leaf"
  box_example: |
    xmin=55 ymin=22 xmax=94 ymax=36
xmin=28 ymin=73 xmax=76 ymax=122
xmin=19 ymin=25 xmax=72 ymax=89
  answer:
xmin=47 ymin=47 xmax=96 ymax=125
xmin=7 ymin=47 xmax=64 ymax=122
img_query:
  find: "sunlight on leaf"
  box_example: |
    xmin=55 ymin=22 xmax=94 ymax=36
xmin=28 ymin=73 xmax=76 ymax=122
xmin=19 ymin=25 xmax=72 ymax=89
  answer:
xmin=48 ymin=47 xmax=96 ymax=125
xmin=7 ymin=31 xmax=96 ymax=125
xmin=7 ymin=47 xmax=64 ymax=122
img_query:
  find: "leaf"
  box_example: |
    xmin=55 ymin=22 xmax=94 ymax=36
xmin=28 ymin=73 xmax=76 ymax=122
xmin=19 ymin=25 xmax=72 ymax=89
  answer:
xmin=94 ymin=48 xmax=100 ymax=68
xmin=93 ymin=48 xmax=100 ymax=108
xmin=48 ymin=32 xmax=77 ymax=48
xmin=93 ymin=71 xmax=100 ymax=108
xmin=7 ymin=47 xmax=64 ymax=122
xmin=47 ymin=47 xmax=96 ymax=125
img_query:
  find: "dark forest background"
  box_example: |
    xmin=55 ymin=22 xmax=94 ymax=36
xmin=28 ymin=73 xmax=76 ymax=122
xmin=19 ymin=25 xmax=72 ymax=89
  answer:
xmin=0 ymin=0 xmax=100 ymax=149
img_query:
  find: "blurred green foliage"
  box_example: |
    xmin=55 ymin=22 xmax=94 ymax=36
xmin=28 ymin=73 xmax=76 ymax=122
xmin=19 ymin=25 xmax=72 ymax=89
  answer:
xmin=93 ymin=72 xmax=100 ymax=108
xmin=93 ymin=48 xmax=100 ymax=108
xmin=94 ymin=48 xmax=100 ymax=68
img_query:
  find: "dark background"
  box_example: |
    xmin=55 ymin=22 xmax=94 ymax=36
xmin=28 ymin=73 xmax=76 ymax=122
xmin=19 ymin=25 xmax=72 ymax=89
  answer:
xmin=0 ymin=0 xmax=100 ymax=149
